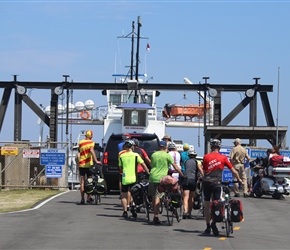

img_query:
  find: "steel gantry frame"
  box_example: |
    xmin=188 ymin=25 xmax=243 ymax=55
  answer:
xmin=0 ymin=76 xmax=287 ymax=153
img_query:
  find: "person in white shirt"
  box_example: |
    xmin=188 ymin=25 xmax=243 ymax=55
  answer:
xmin=167 ymin=142 xmax=181 ymax=179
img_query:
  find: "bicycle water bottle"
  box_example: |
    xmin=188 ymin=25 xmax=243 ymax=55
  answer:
xmin=225 ymin=194 xmax=229 ymax=201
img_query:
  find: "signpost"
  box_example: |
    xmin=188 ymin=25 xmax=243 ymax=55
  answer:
xmin=45 ymin=165 xmax=62 ymax=178
xmin=40 ymin=149 xmax=66 ymax=165
xmin=23 ymin=149 xmax=40 ymax=158
xmin=40 ymin=149 xmax=66 ymax=178
xmin=1 ymin=146 xmax=18 ymax=155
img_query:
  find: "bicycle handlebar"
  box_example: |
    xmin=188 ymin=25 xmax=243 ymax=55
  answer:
xmin=221 ymin=180 xmax=240 ymax=186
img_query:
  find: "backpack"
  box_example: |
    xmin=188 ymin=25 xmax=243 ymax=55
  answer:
xmin=130 ymin=184 xmax=143 ymax=205
xmin=158 ymin=175 xmax=178 ymax=192
xmin=193 ymin=193 xmax=201 ymax=210
xmin=84 ymin=178 xmax=94 ymax=194
xmin=211 ymin=200 xmax=224 ymax=222
xmin=170 ymin=191 xmax=182 ymax=208
xmin=230 ymin=199 xmax=243 ymax=222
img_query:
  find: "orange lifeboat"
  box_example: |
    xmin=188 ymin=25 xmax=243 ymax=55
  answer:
xmin=163 ymin=103 xmax=210 ymax=121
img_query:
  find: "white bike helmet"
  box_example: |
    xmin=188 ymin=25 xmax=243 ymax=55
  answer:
xmin=188 ymin=150 xmax=197 ymax=156
xmin=210 ymin=139 xmax=221 ymax=148
xmin=167 ymin=142 xmax=176 ymax=150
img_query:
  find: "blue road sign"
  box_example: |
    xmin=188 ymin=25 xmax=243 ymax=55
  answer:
xmin=250 ymin=149 xmax=267 ymax=159
xmin=280 ymin=150 xmax=290 ymax=157
xmin=222 ymin=169 xmax=233 ymax=182
xmin=40 ymin=149 xmax=66 ymax=165
xmin=45 ymin=165 xmax=62 ymax=178
xmin=220 ymin=147 xmax=232 ymax=157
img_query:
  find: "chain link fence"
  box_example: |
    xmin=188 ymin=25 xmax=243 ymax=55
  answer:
xmin=0 ymin=141 xmax=70 ymax=190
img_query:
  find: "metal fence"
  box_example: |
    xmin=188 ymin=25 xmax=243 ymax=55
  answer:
xmin=0 ymin=141 xmax=69 ymax=190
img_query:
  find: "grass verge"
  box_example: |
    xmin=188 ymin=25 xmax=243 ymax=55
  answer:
xmin=0 ymin=189 xmax=63 ymax=213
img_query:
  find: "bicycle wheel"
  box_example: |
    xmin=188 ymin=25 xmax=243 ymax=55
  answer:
xmin=176 ymin=203 xmax=183 ymax=222
xmin=159 ymin=198 xmax=163 ymax=214
xmin=225 ymin=208 xmax=231 ymax=237
xmin=143 ymin=193 xmax=150 ymax=221
xmin=94 ymin=194 xmax=101 ymax=205
xmin=166 ymin=202 xmax=174 ymax=226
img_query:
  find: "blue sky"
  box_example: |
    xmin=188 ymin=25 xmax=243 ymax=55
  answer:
xmin=1 ymin=0 xmax=289 ymax=155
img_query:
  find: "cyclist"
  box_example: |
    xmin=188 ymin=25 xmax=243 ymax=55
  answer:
xmin=118 ymin=140 xmax=150 ymax=218
xmin=202 ymin=139 xmax=242 ymax=236
xmin=180 ymin=143 xmax=190 ymax=173
xmin=118 ymin=133 xmax=131 ymax=152
xmin=149 ymin=140 xmax=185 ymax=225
xmin=168 ymin=142 xmax=181 ymax=180
xmin=181 ymin=149 xmax=204 ymax=219
xmin=132 ymin=138 xmax=151 ymax=175
xmin=118 ymin=133 xmax=132 ymax=198
xmin=78 ymin=130 xmax=102 ymax=204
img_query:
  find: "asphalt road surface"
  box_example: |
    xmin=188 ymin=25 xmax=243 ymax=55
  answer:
xmin=0 ymin=190 xmax=289 ymax=250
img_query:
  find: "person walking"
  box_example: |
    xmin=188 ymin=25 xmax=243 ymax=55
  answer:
xmin=181 ymin=149 xmax=204 ymax=219
xmin=78 ymin=130 xmax=102 ymax=204
xmin=118 ymin=133 xmax=131 ymax=152
xmin=202 ymin=139 xmax=242 ymax=236
xmin=132 ymin=138 xmax=151 ymax=178
xmin=162 ymin=134 xmax=172 ymax=152
xmin=148 ymin=140 xmax=184 ymax=225
xmin=167 ymin=142 xmax=181 ymax=179
xmin=230 ymin=138 xmax=251 ymax=197
xmin=180 ymin=143 xmax=190 ymax=173
xmin=118 ymin=140 xmax=150 ymax=218
xmin=118 ymin=133 xmax=132 ymax=197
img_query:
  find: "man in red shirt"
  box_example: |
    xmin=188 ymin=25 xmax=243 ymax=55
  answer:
xmin=202 ymin=139 xmax=242 ymax=236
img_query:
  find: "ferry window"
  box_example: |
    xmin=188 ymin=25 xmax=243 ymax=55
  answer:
xmin=110 ymin=94 xmax=121 ymax=106
xmin=131 ymin=110 xmax=138 ymax=125
xmin=124 ymin=110 xmax=146 ymax=126
xmin=142 ymin=94 xmax=152 ymax=105
xmin=123 ymin=93 xmax=135 ymax=103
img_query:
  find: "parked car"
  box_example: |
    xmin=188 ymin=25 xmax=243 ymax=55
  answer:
xmin=102 ymin=133 xmax=160 ymax=192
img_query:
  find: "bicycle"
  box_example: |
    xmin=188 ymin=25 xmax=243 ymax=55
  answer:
xmin=89 ymin=165 xmax=106 ymax=205
xmin=131 ymin=173 xmax=152 ymax=221
xmin=218 ymin=180 xmax=240 ymax=237
xmin=140 ymin=181 xmax=151 ymax=221
xmin=162 ymin=188 xmax=183 ymax=226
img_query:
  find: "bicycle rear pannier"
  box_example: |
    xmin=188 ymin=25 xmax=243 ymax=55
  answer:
xmin=158 ymin=175 xmax=178 ymax=192
xmin=193 ymin=193 xmax=201 ymax=210
xmin=171 ymin=191 xmax=182 ymax=208
xmin=131 ymin=183 xmax=143 ymax=205
xmin=211 ymin=200 xmax=224 ymax=222
xmin=230 ymin=199 xmax=243 ymax=222
xmin=84 ymin=178 xmax=94 ymax=194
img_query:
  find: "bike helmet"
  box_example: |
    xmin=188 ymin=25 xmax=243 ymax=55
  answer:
xmin=132 ymin=138 xmax=139 ymax=146
xmin=210 ymin=139 xmax=221 ymax=148
xmin=85 ymin=130 xmax=93 ymax=138
xmin=188 ymin=150 xmax=197 ymax=156
xmin=124 ymin=139 xmax=135 ymax=148
xmin=183 ymin=143 xmax=189 ymax=150
xmin=167 ymin=142 xmax=176 ymax=150
xmin=122 ymin=133 xmax=131 ymax=140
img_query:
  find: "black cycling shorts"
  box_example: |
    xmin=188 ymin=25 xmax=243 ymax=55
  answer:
xmin=121 ymin=183 xmax=135 ymax=193
xmin=79 ymin=167 xmax=92 ymax=177
xmin=203 ymin=182 xmax=222 ymax=201
xmin=181 ymin=179 xmax=197 ymax=191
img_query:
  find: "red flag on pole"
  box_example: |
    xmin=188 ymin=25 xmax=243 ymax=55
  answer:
xmin=146 ymin=43 xmax=150 ymax=52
